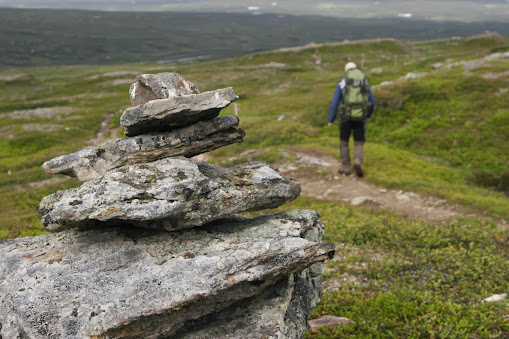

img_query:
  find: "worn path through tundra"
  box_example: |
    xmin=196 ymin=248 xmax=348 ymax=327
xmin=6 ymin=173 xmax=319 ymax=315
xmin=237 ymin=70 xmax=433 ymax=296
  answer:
xmin=276 ymin=147 xmax=474 ymax=223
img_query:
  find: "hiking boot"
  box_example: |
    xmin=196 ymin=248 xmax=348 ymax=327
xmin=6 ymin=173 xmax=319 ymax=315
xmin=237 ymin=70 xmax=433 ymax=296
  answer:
xmin=338 ymin=167 xmax=352 ymax=176
xmin=353 ymin=162 xmax=364 ymax=177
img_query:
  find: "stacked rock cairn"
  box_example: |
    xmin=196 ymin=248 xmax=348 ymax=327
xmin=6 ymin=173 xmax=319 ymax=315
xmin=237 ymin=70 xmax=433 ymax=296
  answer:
xmin=0 ymin=73 xmax=335 ymax=339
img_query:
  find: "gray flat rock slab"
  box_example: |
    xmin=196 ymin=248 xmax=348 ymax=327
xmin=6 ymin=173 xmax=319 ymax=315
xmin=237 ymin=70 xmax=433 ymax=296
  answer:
xmin=0 ymin=210 xmax=335 ymax=339
xmin=129 ymin=72 xmax=200 ymax=107
xmin=42 ymin=115 xmax=244 ymax=181
xmin=38 ymin=159 xmax=301 ymax=232
xmin=121 ymin=88 xmax=238 ymax=136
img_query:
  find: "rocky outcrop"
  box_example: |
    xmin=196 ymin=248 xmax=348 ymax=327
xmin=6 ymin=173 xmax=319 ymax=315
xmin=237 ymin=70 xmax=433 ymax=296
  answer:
xmin=175 ymin=267 xmax=322 ymax=339
xmin=121 ymin=87 xmax=237 ymax=136
xmin=174 ymin=216 xmax=326 ymax=339
xmin=0 ymin=211 xmax=334 ymax=339
xmin=38 ymin=159 xmax=301 ymax=232
xmin=41 ymin=115 xmax=244 ymax=181
xmin=129 ymin=72 xmax=200 ymax=106
xmin=0 ymin=72 xmax=334 ymax=339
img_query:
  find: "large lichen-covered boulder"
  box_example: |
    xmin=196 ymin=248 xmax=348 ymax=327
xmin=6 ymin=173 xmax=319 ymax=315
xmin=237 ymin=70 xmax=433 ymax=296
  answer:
xmin=174 ymin=268 xmax=322 ymax=339
xmin=121 ymin=88 xmax=237 ymax=136
xmin=0 ymin=210 xmax=335 ymax=339
xmin=175 ymin=222 xmax=325 ymax=339
xmin=129 ymin=72 xmax=200 ymax=107
xmin=37 ymin=159 xmax=301 ymax=232
xmin=41 ymin=115 xmax=244 ymax=181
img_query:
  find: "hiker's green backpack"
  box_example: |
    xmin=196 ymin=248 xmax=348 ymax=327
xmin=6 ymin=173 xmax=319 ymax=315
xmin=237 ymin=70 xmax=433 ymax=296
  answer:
xmin=340 ymin=68 xmax=369 ymax=121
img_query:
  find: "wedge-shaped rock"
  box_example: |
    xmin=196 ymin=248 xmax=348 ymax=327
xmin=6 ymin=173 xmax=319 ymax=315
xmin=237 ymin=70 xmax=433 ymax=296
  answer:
xmin=121 ymin=87 xmax=238 ymax=136
xmin=129 ymin=72 xmax=200 ymax=107
xmin=41 ymin=115 xmax=244 ymax=181
xmin=174 ymin=224 xmax=325 ymax=339
xmin=0 ymin=210 xmax=335 ymax=339
xmin=37 ymin=159 xmax=301 ymax=232
xmin=175 ymin=268 xmax=323 ymax=339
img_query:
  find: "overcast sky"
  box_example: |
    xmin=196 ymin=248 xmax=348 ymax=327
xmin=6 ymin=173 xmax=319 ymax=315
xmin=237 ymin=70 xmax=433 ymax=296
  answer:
xmin=1 ymin=0 xmax=508 ymax=21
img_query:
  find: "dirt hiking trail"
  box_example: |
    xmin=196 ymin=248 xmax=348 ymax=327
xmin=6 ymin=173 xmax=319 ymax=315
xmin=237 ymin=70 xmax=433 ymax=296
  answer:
xmin=275 ymin=147 xmax=475 ymax=223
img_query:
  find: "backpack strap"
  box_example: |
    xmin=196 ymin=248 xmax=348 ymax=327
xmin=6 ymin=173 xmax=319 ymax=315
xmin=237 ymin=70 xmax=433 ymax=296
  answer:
xmin=339 ymin=78 xmax=347 ymax=114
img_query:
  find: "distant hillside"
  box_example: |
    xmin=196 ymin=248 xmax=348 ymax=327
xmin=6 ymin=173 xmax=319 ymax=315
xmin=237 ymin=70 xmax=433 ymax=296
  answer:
xmin=1 ymin=8 xmax=509 ymax=69
xmin=1 ymin=0 xmax=509 ymax=22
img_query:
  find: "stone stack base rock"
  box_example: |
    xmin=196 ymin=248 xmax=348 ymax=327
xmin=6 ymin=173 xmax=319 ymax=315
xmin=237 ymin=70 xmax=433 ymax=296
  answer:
xmin=0 ymin=72 xmax=335 ymax=338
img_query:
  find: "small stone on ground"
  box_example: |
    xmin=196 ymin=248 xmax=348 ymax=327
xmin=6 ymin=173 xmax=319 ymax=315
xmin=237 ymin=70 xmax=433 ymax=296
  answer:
xmin=350 ymin=196 xmax=375 ymax=206
xmin=308 ymin=315 xmax=352 ymax=329
xmin=298 ymin=156 xmax=332 ymax=167
xmin=484 ymin=294 xmax=508 ymax=303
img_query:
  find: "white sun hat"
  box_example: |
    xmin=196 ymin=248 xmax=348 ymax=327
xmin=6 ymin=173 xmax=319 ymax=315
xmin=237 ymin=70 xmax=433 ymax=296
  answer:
xmin=345 ymin=62 xmax=357 ymax=72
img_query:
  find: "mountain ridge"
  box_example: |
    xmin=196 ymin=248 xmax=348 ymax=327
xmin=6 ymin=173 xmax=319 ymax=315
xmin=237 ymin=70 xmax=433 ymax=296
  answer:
xmin=1 ymin=8 xmax=509 ymax=69
xmin=1 ymin=0 xmax=508 ymax=22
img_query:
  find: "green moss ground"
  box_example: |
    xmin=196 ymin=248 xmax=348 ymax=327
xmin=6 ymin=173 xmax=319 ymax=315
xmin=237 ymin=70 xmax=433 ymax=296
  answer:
xmin=280 ymin=197 xmax=509 ymax=338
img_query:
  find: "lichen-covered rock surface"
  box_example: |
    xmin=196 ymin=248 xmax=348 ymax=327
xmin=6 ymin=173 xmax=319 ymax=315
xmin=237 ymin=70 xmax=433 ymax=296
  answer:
xmin=0 ymin=210 xmax=334 ymax=339
xmin=42 ymin=115 xmax=244 ymax=181
xmin=174 ymin=268 xmax=322 ymax=339
xmin=37 ymin=158 xmax=301 ymax=232
xmin=121 ymin=87 xmax=238 ymax=136
xmin=129 ymin=72 xmax=200 ymax=106
xmin=174 ymin=220 xmax=325 ymax=339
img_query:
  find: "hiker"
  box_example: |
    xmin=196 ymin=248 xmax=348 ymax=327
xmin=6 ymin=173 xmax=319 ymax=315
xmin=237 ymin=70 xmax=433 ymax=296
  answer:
xmin=328 ymin=62 xmax=375 ymax=177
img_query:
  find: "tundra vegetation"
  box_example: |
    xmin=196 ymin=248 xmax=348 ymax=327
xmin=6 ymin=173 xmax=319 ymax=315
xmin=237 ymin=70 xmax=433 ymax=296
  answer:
xmin=0 ymin=33 xmax=508 ymax=337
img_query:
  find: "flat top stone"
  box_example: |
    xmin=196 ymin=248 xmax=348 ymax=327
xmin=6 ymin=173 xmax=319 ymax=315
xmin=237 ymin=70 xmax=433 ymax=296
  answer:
xmin=120 ymin=87 xmax=238 ymax=136
xmin=129 ymin=72 xmax=200 ymax=107
xmin=0 ymin=210 xmax=334 ymax=339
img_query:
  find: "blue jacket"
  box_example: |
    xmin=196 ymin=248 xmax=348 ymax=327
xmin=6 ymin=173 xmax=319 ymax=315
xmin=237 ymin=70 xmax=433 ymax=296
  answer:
xmin=328 ymin=76 xmax=375 ymax=123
